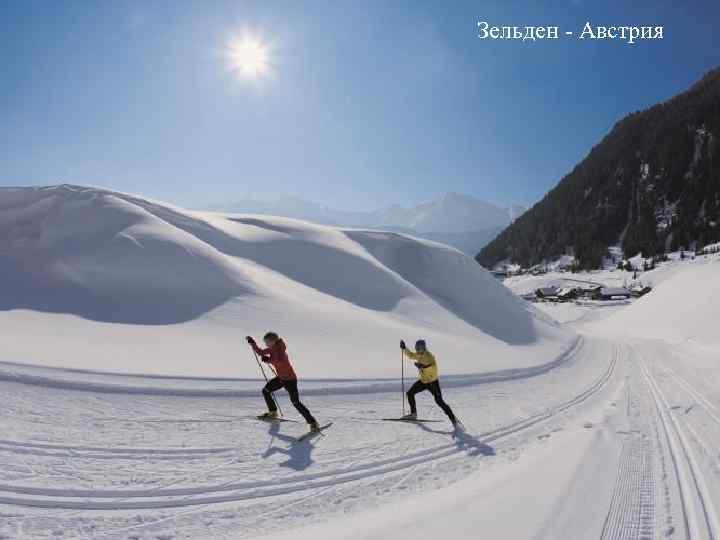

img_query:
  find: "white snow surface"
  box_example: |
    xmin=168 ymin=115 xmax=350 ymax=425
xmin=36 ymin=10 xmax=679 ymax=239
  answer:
xmin=504 ymin=254 xmax=720 ymax=349
xmin=593 ymin=257 xmax=720 ymax=347
xmin=0 ymin=185 xmax=572 ymax=380
xmin=2 ymin=201 xmax=720 ymax=539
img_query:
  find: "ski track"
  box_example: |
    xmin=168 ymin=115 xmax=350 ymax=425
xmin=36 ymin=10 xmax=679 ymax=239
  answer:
xmin=600 ymin=351 xmax=656 ymax=540
xmin=636 ymin=345 xmax=720 ymax=540
xmin=592 ymin=340 xmax=720 ymax=540
xmin=0 ymin=336 xmax=583 ymax=398
xmin=0 ymin=344 xmax=617 ymax=511
xmin=7 ymin=336 xmax=720 ymax=540
xmin=0 ymin=337 xmax=622 ymax=539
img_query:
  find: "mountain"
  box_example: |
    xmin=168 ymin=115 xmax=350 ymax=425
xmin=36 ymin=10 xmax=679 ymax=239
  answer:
xmin=212 ymin=193 xmax=523 ymax=256
xmin=371 ymin=192 xmax=515 ymax=234
xmin=477 ymin=67 xmax=720 ymax=270
xmin=0 ymin=184 xmax=571 ymax=378
xmin=213 ymin=196 xmax=369 ymax=228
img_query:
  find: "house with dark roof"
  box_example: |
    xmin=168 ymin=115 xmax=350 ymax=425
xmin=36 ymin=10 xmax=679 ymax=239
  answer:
xmin=535 ymin=286 xmax=559 ymax=299
xmin=594 ymin=287 xmax=631 ymax=300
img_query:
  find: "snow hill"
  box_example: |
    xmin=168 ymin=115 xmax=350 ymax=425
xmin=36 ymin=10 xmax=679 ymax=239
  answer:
xmin=502 ymin=248 xmax=720 ymax=350
xmin=595 ymin=259 xmax=720 ymax=347
xmin=0 ymin=185 xmax=571 ymax=381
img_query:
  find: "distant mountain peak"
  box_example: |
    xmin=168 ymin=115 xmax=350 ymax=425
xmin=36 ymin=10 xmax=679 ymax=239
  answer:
xmin=210 ymin=193 xmax=525 ymax=255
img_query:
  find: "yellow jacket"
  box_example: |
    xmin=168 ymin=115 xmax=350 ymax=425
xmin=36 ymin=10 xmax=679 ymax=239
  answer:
xmin=403 ymin=349 xmax=438 ymax=384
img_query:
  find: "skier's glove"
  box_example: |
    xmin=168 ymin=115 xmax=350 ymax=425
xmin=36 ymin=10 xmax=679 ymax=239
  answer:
xmin=414 ymin=362 xmax=424 ymax=370
xmin=400 ymin=340 xmax=406 ymax=350
xmin=246 ymin=336 xmax=256 ymax=345
xmin=261 ymin=356 xmax=271 ymax=363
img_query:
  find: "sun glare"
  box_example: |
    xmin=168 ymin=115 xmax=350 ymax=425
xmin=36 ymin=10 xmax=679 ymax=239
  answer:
xmin=227 ymin=34 xmax=270 ymax=80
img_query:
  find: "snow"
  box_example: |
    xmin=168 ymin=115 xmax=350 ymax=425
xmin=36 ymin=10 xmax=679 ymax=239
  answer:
xmin=264 ymin=423 xmax=615 ymax=540
xmin=545 ymin=254 xmax=577 ymax=271
xmin=531 ymin=301 xmax=627 ymax=325
xmin=502 ymin=246 xmax=718 ymax=299
xmin=213 ymin=192 xmax=519 ymax=235
xmin=504 ymin=253 xmax=719 ymax=347
xmin=211 ymin=193 xmax=523 ymax=256
xmin=594 ymin=258 xmax=720 ymax=347
xmin=0 ymin=334 xmax=618 ymax=539
xmin=503 ymin=272 xmax=607 ymax=297
xmin=4 ymin=186 xmax=720 ymax=540
xmin=0 ymin=185 xmax=572 ymax=379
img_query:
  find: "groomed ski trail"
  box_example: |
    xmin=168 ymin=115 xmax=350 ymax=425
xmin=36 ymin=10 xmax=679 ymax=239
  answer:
xmin=0 ymin=342 xmax=615 ymax=511
xmin=0 ymin=337 xmax=618 ymax=539
xmin=636 ymin=345 xmax=720 ymax=540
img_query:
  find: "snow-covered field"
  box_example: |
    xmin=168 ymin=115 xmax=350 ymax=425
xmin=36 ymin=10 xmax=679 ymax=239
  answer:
xmin=503 ymin=248 xmax=719 ymax=298
xmin=2 ymin=185 xmax=720 ymax=539
xmin=592 ymin=261 xmax=720 ymax=347
xmin=0 ymin=185 xmax=571 ymax=380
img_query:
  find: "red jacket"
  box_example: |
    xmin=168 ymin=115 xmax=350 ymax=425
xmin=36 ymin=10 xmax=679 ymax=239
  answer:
xmin=252 ymin=339 xmax=297 ymax=380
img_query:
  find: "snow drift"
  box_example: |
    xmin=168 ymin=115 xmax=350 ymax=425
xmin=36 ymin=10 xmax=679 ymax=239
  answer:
xmin=596 ymin=260 xmax=720 ymax=346
xmin=0 ymin=185 xmax=574 ymax=379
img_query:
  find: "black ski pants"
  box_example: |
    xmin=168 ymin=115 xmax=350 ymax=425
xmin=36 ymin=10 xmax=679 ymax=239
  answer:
xmin=407 ymin=379 xmax=456 ymax=422
xmin=263 ymin=377 xmax=317 ymax=424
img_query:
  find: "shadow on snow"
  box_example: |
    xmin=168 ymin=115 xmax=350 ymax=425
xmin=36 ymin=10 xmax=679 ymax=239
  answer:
xmin=261 ymin=421 xmax=317 ymax=472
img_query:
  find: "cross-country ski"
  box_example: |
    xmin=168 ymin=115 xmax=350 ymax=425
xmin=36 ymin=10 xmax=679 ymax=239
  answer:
xmin=255 ymin=415 xmax=298 ymax=423
xmin=295 ymin=422 xmax=333 ymax=442
xmin=381 ymin=418 xmax=445 ymax=423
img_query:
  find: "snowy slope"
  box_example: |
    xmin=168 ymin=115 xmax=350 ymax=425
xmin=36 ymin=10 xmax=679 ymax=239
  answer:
xmin=0 ymin=185 xmax=571 ymax=379
xmin=0 ymin=335 xmax=620 ymax=540
xmin=4 ymin=190 xmax=720 ymax=539
xmin=595 ymin=259 xmax=720 ymax=347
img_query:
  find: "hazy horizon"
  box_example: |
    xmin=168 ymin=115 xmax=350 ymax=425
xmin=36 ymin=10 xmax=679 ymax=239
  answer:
xmin=203 ymin=189 xmax=527 ymax=213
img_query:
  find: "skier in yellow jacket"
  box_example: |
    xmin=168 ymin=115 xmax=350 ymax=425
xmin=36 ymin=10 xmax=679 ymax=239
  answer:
xmin=400 ymin=339 xmax=458 ymax=425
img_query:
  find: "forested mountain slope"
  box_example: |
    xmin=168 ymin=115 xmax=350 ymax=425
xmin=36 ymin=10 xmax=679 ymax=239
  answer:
xmin=478 ymin=67 xmax=720 ymax=269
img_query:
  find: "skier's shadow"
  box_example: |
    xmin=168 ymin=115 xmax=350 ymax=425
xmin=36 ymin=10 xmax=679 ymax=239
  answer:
xmin=261 ymin=421 xmax=316 ymax=471
xmin=415 ymin=423 xmax=495 ymax=457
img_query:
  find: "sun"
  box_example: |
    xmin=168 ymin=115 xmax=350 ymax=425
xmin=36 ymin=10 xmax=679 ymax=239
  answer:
xmin=227 ymin=34 xmax=270 ymax=80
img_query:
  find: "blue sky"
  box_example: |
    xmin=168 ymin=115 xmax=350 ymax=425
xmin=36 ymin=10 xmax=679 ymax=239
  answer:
xmin=1 ymin=1 xmax=718 ymax=210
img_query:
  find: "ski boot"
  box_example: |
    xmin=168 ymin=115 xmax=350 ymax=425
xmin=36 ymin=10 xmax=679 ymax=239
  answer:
xmin=309 ymin=421 xmax=321 ymax=433
xmin=401 ymin=413 xmax=417 ymax=421
xmin=258 ymin=411 xmax=280 ymax=420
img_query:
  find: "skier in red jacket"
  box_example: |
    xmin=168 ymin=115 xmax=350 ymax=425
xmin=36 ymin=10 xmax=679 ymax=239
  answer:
xmin=247 ymin=332 xmax=320 ymax=432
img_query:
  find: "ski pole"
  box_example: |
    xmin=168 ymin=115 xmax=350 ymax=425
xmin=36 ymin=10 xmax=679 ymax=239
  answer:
xmin=401 ymin=347 xmax=406 ymax=416
xmin=251 ymin=346 xmax=270 ymax=382
xmin=250 ymin=346 xmax=283 ymax=417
